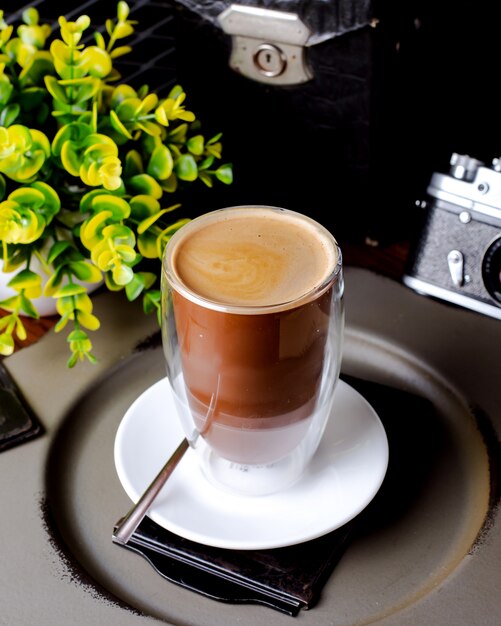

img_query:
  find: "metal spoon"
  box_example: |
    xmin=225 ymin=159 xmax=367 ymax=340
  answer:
xmin=112 ymin=437 xmax=189 ymax=545
xmin=113 ymin=386 xmax=218 ymax=545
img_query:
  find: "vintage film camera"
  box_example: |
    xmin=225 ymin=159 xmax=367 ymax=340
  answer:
xmin=403 ymin=153 xmax=501 ymax=319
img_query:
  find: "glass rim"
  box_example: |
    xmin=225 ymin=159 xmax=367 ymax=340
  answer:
xmin=162 ymin=205 xmax=343 ymax=315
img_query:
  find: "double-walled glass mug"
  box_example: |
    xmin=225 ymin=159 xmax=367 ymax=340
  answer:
xmin=161 ymin=206 xmax=344 ymax=496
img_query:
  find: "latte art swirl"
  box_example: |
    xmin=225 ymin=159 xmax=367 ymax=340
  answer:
xmin=171 ymin=207 xmax=337 ymax=307
xmin=178 ymin=243 xmax=284 ymax=304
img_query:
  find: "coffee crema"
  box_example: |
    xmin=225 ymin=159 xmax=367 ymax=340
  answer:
xmin=169 ymin=206 xmax=338 ymax=309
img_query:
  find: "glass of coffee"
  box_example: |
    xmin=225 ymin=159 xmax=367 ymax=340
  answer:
xmin=161 ymin=206 xmax=344 ymax=496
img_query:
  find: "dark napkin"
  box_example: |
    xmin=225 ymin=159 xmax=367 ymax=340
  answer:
xmin=114 ymin=514 xmax=355 ymax=616
xmin=0 ymin=363 xmax=43 ymax=453
xmin=113 ymin=375 xmax=436 ymax=616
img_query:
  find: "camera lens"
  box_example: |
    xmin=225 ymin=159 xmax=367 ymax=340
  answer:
xmin=482 ymin=237 xmax=501 ymax=304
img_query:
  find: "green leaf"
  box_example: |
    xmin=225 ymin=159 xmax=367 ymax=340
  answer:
xmin=110 ymin=45 xmax=132 ymax=59
xmin=15 ymin=318 xmax=27 ymax=341
xmin=137 ymin=93 xmax=158 ymax=115
xmin=168 ymin=123 xmax=188 ymax=143
xmin=146 ymin=144 xmax=173 ymax=180
xmin=19 ymin=53 xmax=54 ymax=86
xmin=0 ymin=317 xmax=12 ymax=332
xmin=31 ymin=181 xmax=61 ymax=222
xmin=187 ymin=135 xmax=204 ymax=156
xmin=112 ymin=263 xmax=134 ymax=285
xmin=77 ymin=310 xmax=100 ymax=330
xmin=198 ymin=156 xmax=215 ymax=170
xmin=0 ymin=174 xmax=6 ymax=201
xmin=129 ymin=194 xmax=159 ymax=220
xmin=74 ymin=79 xmax=100 ymax=103
xmin=125 ymin=273 xmax=145 ymax=300
xmin=18 ymin=87 xmax=47 ymax=112
xmin=216 ymin=164 xmax=233 ymax=185
xmin=141 ymin=272 xmax=157 ymax=290
xmin=67 ymin=330 xmax=87 ymax=343
xmin=56 ymin=296 xmax=74 ymax=315
xmin=105 ymin=19 xmax=115 ymax=38
xmin=167 ymin=85 xmax=184 ymax=100
xmin=160 ymin=173 xmax=177 ymax=193
xmin=54 ymin=312 xmax=71 ymax=332
xmin=109 ymin=110 xmax=133 ymax=139
xmin=136 ymin=120 xmax=161 ymax=137
xmin=69 ymin=261 xmax=102 ymax=283
xmin=137 ymin=205 xmax=180 ymax=234
xmin=35 ymin=103 xmax=49 ymax=125
xmin=117 ymin=1 xmax=130 ymax=21
xmin=0 ymin=76 xmax=13 ymax=106
xmin=44 ymin=75 xmax=69 ymax=104
xmin=159 ymin=218 xmax=191 ymax=240
xmin=207 ymin=132 xmax=223 ymax=145
xmin=113 ymin=22 xmax=134 ymax=40
xmin=104 ymin=272 xmax=123 ymax=292
xmin=0 ymin=333 xmax=14 ymax=356
xmin=94 ymin=31 xmax=106 ymax=49
xmin=205 ymin=142 xmax=222 ymax=159
xmin=137 ymin=231 xmax=158 ymax=258
xmin=7 ymin=270 xmax=41 ymax=290
xmin=67 ymin=352 xmax=79 ymax=368
xmin=127 ymin=174 xmax=163 ymax=199
xmin=44 ymin=269 xmax=64 ymax=296
xmin=198 ymin=171 xmax=213 ymax=188
xmin=19 ymin=294 xmax=39 ymax=318
xmin=90 ymin=194 xmax=130 ymax=220
xmin=143 ymin=290 xmax=160 ymax=315
xmin=51 ymin=121 xmax=90 ymax=157
xmin=47 ymin=241 xmax=72 ymax=264
xmin=72 ymin=293 xmax=92 ymax=313
xmin=0 ymin=295 xmax=20 ymax=311
xmin=115 ymin=97 xmax=142 ymax=119
xmin=80 ymin=189 xmax=112 ymax=213
xmin=0 ymin=103 xmax=21 ymax=127
xmin=174 ymin=154 xmax=198 ymax=182
xmin=123 ymin=149 xmax=143 ymax=177
xmin=53 ymin=283 xmax=87 ymax=298
xmin=82 ymin=46 xmax=112 ymax=79
xmin=22 ymin=7 xmax=39 ymax=26
xmin=60 ymin=140 xmax=81 ymax=177
xmin=9 ymin=186 xmax=44 ymax=206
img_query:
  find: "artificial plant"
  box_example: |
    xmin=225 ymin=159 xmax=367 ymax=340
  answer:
xmin=0 ymin=2 xmax=232 ymax=366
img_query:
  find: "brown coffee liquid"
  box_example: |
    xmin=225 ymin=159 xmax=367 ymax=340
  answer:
xmin=168 ymin=207 xmax=339 ymax=464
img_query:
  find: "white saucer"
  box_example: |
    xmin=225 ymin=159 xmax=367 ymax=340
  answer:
xmin=114 ymin=378 xmax=389 ymax=551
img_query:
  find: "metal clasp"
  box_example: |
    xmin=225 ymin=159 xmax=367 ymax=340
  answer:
xmin=217 ymin=4 xmax=313 ymax=85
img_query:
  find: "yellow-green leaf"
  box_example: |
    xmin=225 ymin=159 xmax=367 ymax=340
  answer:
xmin=77 ymin=310 xmax=100 ymax=330
xmin=0 ymin=333 xmax=14 ymax=355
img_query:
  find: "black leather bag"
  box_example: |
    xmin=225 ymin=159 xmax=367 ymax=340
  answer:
xmin=171 ymin=0 xmax=501 ymax=245
xmin=170 ymin=0 xmax=413 ymax=243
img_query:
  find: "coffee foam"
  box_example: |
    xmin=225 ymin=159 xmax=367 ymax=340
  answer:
xmin=169 ymin=207 xmax=338 ymax=308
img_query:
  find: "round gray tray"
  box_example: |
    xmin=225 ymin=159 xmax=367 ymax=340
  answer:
xmin=2 ymin=268 xmax=500 ymax=626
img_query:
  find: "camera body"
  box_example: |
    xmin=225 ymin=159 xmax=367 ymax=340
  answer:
xmin=403 ymin=153 xmax=501 ymax=320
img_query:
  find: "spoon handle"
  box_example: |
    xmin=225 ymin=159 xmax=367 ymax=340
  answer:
xmin=112 ymin=437 xmax=189 ymax=545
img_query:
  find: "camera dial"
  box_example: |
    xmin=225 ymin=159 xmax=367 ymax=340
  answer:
xmin=482 ymin=237 xmax=501 ymax=305
xmin=450 ymin=153 xmax=484 ymax=181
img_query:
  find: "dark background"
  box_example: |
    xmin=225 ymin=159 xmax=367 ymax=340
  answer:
xmin=6 ymin=0 xmax=501 ymax=247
